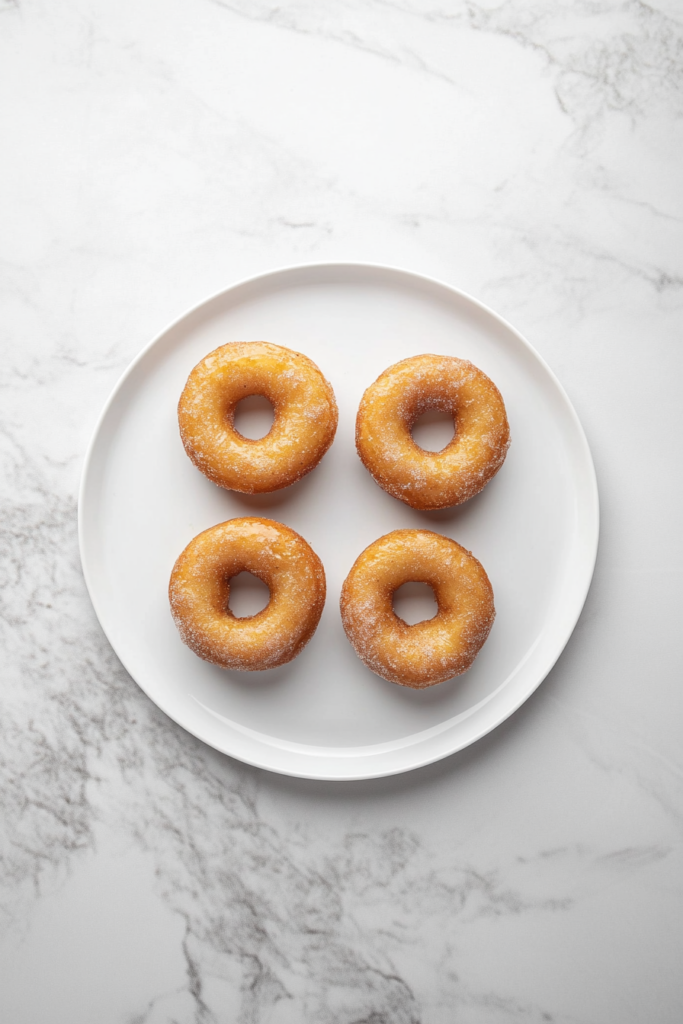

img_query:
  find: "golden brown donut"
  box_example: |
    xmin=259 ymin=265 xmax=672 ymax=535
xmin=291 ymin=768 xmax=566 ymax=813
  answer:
xmin=169 ymin=517 xmax=326 ymax=671
xmin=178 ymin=341 xmax=338 ymax=493
xmin=340 ymin=529 xmax=494 ymax=688
xmin=356 ymin=354 xmax=510 ymax=510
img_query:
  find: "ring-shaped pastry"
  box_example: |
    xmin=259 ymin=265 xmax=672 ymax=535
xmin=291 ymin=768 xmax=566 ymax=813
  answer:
xmin=179 ymin=341 xmax=338 ymax=493
xmin=340 ymin=529 xmax=494 ymax=688
xmin=169 ymin=517 xmax=326 ymax=671
xmin=356 ymin=354 xmax=510 ymax=510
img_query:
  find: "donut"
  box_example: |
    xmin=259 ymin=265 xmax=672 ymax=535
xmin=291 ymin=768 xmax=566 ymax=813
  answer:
xmin=178 ymin=341 xmax=338 ymax=493
xmin=356 ymin=354 xmax=510 ymax=510
xmin=169 ymin=517 xmax=326 ymax=671
xmin=340 ymin=529 xmax=494 ymax=688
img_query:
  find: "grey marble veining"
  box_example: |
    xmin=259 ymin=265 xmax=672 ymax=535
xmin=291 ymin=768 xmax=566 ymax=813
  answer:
xmin=1 ymin=1 xmax=682 ymax=1021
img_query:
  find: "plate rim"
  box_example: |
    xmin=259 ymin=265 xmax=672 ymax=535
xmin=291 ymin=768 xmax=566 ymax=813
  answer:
xmin=78 ymin=260 xmax=600 ymax=781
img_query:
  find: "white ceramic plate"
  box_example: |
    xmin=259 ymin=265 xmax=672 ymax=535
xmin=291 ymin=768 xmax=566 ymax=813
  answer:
xmin=79 ymin=263 xmax=598 ymax=780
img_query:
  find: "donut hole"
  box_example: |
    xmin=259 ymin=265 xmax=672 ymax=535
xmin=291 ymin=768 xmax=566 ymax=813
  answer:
xmin=233 ymin=395 xmax=275 ymax=440
xmin=392 ymin=581 xmax=438 ymax=625
xmin=411 ymin=408 xmax=455 ymax=452
xmin=227 ymin=571 xmax=270 ymax=618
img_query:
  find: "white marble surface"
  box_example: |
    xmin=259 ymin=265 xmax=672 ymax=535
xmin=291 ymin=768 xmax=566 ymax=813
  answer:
xmin=1 ymin=1 xmax=682 ymax=1021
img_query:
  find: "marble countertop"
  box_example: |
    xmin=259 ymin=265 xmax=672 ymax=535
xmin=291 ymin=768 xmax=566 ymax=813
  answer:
xmin=1 ymin=1 xmax=682 ymax=1021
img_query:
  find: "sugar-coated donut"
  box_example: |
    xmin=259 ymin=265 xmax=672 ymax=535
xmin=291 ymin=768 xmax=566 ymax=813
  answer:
xmin=356 ymin=354 xmax=510 ymax=510
xmin=178 ymin=342 xmax=338 ymax=493
xmin=169 ymin=517 xmax=326 ymax=671
xmin=340 ymin=529 xmax=494 ymax=688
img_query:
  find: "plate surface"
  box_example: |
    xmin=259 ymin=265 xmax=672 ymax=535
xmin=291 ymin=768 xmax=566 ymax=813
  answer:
xmin=79 ymin=263 xmax=598 ymax=780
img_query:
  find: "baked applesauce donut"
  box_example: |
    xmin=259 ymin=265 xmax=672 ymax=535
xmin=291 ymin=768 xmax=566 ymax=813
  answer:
xmin=340 ymin=529 xmax=494 ymax=688
xmin=356 ymin=354 xmax=510 ymax=510
xmin=169 ymin=517 xmax=326 ymax=671
xmin=178 ymin=342 xmax=338 ymax=493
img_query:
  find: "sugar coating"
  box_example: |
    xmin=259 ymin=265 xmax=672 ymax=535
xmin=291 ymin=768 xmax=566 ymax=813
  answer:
xmin=356 ymin=353 xmax=510 ymax=510
xmin=169 ymin=517 xmax=326 ymax=671
xmin=178 ymin=341 xmax=338 ymax=494
xmin=340 ymin=529 xmax=495 ymax=688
